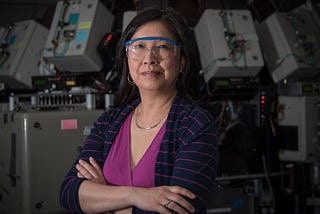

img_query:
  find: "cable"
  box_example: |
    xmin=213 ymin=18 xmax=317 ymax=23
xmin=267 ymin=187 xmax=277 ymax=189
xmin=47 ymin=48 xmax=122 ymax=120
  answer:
xmin=0 ymin=52 xmax=9 ymax=70
xmin=269 ymin=0 xmax=314 ymax=66
xmin=262 ymin=153 xmax=276 ymax=213
xmin=220 ymin=10 xmax=249 ymax=68
xmin=53 ymin=40 xmax=70 ymax=57
xmin=275 ymin=7 xmax=319 ymax=68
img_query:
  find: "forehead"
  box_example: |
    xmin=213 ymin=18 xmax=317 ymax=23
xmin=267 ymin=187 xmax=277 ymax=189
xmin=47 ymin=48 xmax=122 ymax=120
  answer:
xmin=132 ymin=21 xmax=176 ymax=41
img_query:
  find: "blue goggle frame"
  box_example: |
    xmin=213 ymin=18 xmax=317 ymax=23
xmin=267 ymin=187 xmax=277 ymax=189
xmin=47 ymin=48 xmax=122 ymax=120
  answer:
xmin=124 ymin=37 xmax=182 ymax=47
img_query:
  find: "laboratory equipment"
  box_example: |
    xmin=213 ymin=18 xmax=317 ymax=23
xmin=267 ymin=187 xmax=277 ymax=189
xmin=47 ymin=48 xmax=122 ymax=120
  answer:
xmin=194 ymin=9 xmax=264 ymax=82
xmin=43 ymin=0 xmax=114 ymax=72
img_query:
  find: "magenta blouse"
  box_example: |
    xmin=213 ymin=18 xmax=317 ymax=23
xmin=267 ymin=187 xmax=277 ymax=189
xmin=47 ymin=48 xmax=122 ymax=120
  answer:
xmin=103 ymin=110 xmax=166 ymax=187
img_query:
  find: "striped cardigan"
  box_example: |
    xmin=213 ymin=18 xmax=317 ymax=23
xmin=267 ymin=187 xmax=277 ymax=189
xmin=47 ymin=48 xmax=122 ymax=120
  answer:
xmin=60 ymin=96 xmax=219 ymax=213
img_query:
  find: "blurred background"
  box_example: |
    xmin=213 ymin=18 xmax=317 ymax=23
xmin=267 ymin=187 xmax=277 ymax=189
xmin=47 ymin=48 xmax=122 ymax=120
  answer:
xmin=0 ymin=0 xmax=320 ymax=213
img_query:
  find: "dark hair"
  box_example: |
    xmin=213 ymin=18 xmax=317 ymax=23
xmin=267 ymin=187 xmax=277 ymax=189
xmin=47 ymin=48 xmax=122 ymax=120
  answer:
xmin=114 ymin=8 xmax=201 ymax=107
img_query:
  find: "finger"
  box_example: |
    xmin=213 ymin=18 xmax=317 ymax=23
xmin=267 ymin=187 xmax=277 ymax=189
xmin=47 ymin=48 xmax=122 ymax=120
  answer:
xmin=79 ymin=159 xmax=99 ymax=178
xmin=164 ymin=200 xmax=191 ymax=214
xmin=76 ymin=163 xmax=93 ymax=179
xmin=159 ymin=205 xmax=173 ymax=214
xmin=165 ymin=186 xmax=195 ymax=213
xmin=158 ymin=200 xmax=173 ymax=214
xmin=77 ymin=172 xmax=84 ymax=178
xmin=176 ymin=198 xmax=195 ymax=214
xmin=89 ymin=157 xmax=104 ymax=177
xmin=167 ymin=195 xmax=195 ymax=214
xmin=169 ymin=186 xmax=196 ymax=199
xmin=76 ymin=162 xmax=95 ymax=179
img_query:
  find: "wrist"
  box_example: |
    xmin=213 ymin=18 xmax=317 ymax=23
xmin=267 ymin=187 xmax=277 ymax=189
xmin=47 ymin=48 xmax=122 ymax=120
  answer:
xmin=126 ymin=186 xmax=138 ymax=207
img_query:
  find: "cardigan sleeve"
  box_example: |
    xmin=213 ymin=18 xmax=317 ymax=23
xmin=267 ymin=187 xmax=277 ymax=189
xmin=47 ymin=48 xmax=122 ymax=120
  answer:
xmin=169 ymin=110 xmax=219 ymax=213
xmin=59 ymin=111 xmax=108 ymax=213
xmin=133 ymin=101 xmax=219 ymax=214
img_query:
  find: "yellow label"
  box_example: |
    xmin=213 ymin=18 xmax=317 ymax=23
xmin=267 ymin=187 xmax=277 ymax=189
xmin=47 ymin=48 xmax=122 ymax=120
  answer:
xmin=12 ymin=42 xmax=21 ymax=49
xmin=66 ymin=80 xmax=76 ymax=86
xmin=306 ymin=35 xmax=317 ymax=43
xmin=78 ymin=22 xmax=91 ymax=29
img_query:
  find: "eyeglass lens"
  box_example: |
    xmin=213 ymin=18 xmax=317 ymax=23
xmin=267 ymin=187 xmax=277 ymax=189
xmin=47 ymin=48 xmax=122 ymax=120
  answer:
xmin=126 ymin=40 xmax=178 ymax=60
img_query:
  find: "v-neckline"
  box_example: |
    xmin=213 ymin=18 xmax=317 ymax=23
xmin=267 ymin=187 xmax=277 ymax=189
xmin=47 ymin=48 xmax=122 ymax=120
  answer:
xmin=129 ymin=117 xmax=166 ymax=172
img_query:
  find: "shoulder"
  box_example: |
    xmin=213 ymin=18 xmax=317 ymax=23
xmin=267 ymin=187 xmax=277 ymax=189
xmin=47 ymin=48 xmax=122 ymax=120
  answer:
xmin=167 ymin=96 xmax=217 ymax=143
xmin=171 ymin=96 xmax=215 ymax=125
xmin=95 ymin=99 xmax=139 ymax=127
xmin=166 ymin=97 xmax=217 ymax=146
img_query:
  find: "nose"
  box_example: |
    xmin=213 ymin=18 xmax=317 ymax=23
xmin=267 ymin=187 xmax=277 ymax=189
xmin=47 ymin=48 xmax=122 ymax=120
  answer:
xmin=143 ymin=48 xmax=159 ymax=65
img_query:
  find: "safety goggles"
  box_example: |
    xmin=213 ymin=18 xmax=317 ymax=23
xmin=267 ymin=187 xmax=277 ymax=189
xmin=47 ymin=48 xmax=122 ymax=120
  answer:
xmin=124 ymin=37 xmax=182 ymax=61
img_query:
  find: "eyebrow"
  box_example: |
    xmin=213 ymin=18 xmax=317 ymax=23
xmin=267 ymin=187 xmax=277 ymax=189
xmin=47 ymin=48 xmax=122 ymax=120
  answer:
xmin=124 ymin=37 xmax=182 ymax=47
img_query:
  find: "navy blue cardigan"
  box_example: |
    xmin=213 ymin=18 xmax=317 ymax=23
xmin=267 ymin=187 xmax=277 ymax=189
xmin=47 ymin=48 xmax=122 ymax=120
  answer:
xmin=60 ymin=96 xmax=219 ymax=213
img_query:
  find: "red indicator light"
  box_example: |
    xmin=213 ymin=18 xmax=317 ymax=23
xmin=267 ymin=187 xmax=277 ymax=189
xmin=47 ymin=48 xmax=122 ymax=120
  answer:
xmin=104 ymin=34 xmax=113 ymax=44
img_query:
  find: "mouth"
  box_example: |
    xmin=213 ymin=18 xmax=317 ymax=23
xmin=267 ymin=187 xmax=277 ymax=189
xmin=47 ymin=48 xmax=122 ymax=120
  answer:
xmin=141 ymin=70 xmax=163 ymax=76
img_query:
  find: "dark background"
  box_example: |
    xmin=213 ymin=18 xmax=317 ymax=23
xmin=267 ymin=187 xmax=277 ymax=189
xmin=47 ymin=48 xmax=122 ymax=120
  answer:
xmin=0 ymin=0 xmax=319 ymax=31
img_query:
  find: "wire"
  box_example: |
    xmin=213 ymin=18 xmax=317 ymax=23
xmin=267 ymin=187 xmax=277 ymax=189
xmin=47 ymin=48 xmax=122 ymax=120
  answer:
xmin=276 ymin=9 xmax=319 ymax=68
xmin=220 ymin=10 xmax=250 ymax=70
xmin=274 ymin=52 xmax=316 ymax=72
xmin=262 ymin=153 xmax=276 ymax=213
xmin=53 ymin=40 xmax=70 ymax=57
xmin=0 ymin=53 xmax=9 ymax=70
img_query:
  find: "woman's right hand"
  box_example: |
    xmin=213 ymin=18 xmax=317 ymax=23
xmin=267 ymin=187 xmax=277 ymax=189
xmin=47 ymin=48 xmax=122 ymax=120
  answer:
xmin=76 ymin=156 xmax=106 ymax=185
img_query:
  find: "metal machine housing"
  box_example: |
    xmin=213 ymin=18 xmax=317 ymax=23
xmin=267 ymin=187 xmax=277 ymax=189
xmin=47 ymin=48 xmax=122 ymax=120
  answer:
xmin=194 ymin=9 xmax=264 ymax=82
xmin=278 ymin=96 xmax=320 ymax=162
xmin=0 ymin=110 xmax=103 ymax=214
xmin=0 ymin=20 xmax=48 ymax=89
xmin=43 ymin=0 xmax=114 ymax=72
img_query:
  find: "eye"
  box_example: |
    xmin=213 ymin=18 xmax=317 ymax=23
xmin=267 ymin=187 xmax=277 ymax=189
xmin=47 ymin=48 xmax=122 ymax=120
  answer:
xmin=157 ymin=43 xmax=172 ymax=50
xmin=132 ymin=43 xmax=145 ymax=49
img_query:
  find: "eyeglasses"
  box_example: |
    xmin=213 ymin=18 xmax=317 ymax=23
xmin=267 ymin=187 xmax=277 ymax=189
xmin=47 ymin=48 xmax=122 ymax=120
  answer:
xmin=124 ymin=37 xmax=182 ymax=61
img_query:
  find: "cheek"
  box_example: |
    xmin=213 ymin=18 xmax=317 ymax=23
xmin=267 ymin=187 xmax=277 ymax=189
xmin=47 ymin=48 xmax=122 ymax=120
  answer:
xmin=128 ymin=60 xmax=139 ymax=77
xmin=164 ymin=60 xmax=181 ymax=76
xmin=169 ymin=54 xmax=183 ymax=71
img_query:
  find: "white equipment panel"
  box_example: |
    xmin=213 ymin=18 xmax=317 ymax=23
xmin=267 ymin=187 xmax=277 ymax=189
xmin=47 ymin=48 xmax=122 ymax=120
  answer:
xmin=0 ymin=20 xmax=48 ymax=89
xmin=122 ymin=11 xmax=137 ymax=32
xmin=278 ymin=96 xmax=320 ymax=162
xmin=194 ymin=9 xmax=264 ymax=82
xmin=43 ymin=0 xmax=114 ymax=72
xmin=255 ymin=7 xmax=320 ymax=83
xmin=0 ymin=110 xmax=103 ymax=214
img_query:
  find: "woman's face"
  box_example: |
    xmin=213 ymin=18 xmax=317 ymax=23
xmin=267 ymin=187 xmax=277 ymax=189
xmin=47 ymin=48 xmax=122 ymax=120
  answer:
xmin=126 ymin=21 xmax=183 ymax=94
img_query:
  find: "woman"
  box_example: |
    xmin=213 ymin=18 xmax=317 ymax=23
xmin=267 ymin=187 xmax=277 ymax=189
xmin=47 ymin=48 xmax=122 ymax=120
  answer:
xmin=60 ymin=8 xmax=219 ymax=214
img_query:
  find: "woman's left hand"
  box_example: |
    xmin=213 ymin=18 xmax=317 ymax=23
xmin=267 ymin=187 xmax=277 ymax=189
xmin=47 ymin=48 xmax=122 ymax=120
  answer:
xmin=76 ymin=156 xmax=106 ymax=185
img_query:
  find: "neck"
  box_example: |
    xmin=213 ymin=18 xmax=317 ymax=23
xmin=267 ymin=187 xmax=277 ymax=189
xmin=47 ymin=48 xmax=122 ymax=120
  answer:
xmin=139 ymin=91 xmax=175 ymax=115
xmin=135 ymin=91 xmax=176 ymax=128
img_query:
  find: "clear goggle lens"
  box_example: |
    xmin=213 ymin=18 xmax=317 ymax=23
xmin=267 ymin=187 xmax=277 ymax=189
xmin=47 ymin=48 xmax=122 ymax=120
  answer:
xmin=125 ymin=37 xmax=182 ymax=61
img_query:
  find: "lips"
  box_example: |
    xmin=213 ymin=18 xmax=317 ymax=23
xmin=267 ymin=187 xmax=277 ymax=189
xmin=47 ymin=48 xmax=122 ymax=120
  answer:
xmin=141 ymin=70 xmax=163 ymax=75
